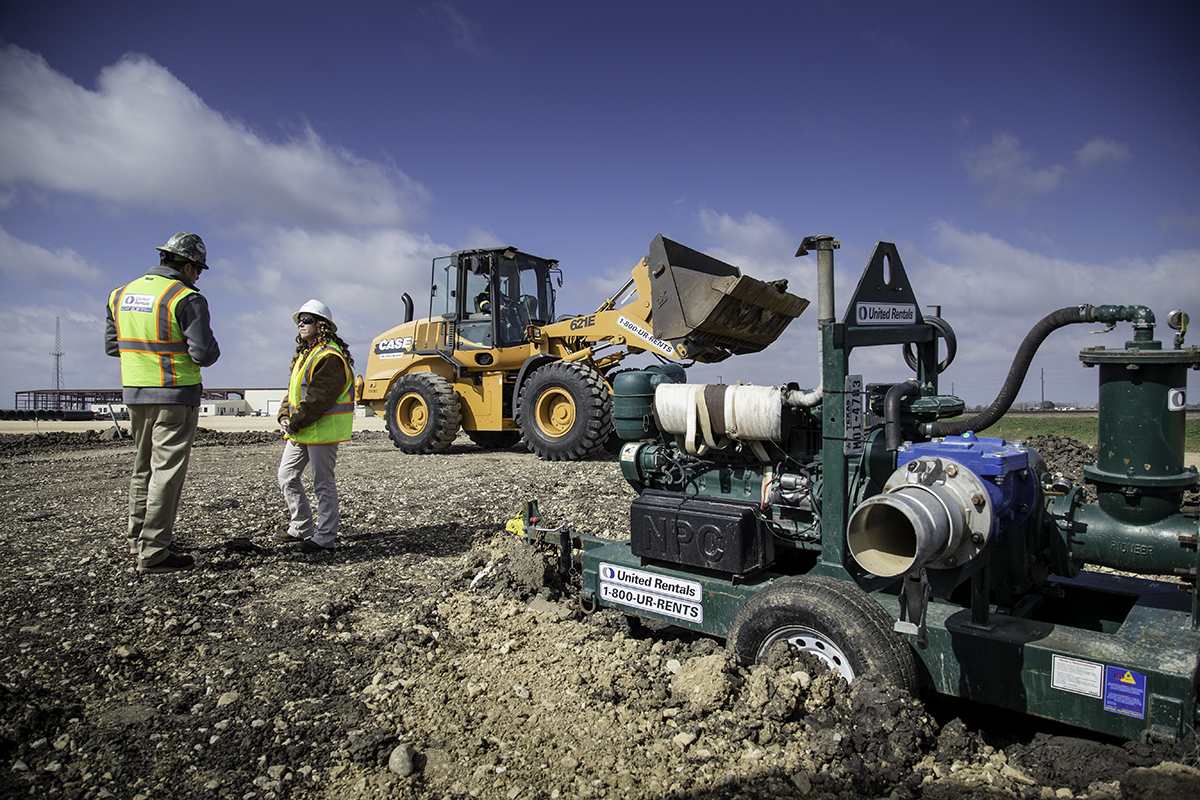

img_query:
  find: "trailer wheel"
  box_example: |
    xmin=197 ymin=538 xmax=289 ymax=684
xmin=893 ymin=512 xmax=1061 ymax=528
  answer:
xmin=518 ymin=362 xmax=613 ymax=461
xmin=465 ymin=430 xmax=522 ymax=450
xmin=727 ymin=576 xmax=918 ymax=694
xmin=384 ymin=373 xmax=462 ymax=453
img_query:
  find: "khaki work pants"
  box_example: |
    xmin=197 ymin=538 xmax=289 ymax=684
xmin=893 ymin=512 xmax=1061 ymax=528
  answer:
xmin=126 ymin=404 xmax=199 ymax=567
xmin=278 ymin=440 xmax=341 ymax=548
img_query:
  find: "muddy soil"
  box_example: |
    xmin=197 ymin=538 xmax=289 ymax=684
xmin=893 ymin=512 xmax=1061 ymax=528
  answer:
xmin=1 ymin=428 xmax=1197 ymax=800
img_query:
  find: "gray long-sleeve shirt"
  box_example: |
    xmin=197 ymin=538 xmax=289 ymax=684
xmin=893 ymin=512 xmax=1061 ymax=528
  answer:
xmin=105 ymin=264 xmax=221 ymax=406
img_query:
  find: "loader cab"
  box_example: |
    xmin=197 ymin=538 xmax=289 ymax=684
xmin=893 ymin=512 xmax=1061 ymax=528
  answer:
xmin=433 ymin=246 xmax=558 ymax=351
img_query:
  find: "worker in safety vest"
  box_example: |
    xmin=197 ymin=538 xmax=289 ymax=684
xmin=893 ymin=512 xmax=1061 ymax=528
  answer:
xmin=275 ymin=300 xmax=355 ymax=553
xmin=105 ymin=232 xmax=220 ymax=574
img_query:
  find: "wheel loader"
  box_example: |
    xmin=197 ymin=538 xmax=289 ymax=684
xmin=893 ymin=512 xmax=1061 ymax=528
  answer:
xmin=355 ymin=234 xmax=809 ymax=460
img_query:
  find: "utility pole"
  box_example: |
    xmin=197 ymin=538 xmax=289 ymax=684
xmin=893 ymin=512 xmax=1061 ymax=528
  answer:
xmin=1040 ymin=368 xmax=1045 ymax=411
xmin=51 ymin=317 xmax=65 ymax=410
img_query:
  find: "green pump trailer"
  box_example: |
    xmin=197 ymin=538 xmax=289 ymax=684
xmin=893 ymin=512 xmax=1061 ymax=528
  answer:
xmin=514 ymin=235 xmax=1200 ymax=743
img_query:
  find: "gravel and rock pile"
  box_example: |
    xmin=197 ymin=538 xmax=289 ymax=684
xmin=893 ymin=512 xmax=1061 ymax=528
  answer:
xmin=1 ymin=428 xmax=1197 ymax=800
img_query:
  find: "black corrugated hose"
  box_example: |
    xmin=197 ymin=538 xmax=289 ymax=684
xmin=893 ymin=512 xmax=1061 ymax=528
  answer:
xmin=930 ymin=305 xmax=1096 ymax=438
xmin=885 ymin=379 xmax=923 ymax=450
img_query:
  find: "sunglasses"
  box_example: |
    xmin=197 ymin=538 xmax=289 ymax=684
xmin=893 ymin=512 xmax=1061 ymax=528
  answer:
xmin=297 ymin=317 xmax=318 ymax=326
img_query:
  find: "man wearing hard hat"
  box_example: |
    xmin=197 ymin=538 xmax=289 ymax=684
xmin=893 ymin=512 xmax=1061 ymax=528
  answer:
xmin=275 ymin=300 xmax=355 ymax=553
xmin=105 ymin=232 xmax=221 ymax=574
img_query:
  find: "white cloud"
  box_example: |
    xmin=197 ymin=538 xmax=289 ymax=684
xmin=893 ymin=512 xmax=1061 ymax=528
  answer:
xmin=697 ymin=209 xmax=802 ymax=281
xmin=914 ymin=221 xmax=1200 ymax=403
xmin=925 ymin=220 xmax=1194 ymax=312
xmin=0 ymin=226 xmax=108 ymax=288
xmin=0 ymin=45 xmax=429 ymax=228
xmin=1076 ymin=136 xmax=1131 ymax=168
xmin=240 ymin=227 xmax=447 ymax=331
xmin=961 ymin=132 xmax=1067 ymax=203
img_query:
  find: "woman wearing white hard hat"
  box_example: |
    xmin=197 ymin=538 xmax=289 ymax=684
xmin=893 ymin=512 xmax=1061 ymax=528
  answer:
xmin=275 ymin=300 xmax=356 ymax=553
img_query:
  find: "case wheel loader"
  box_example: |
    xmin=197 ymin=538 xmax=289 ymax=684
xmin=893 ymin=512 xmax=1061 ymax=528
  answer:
xmin=355 ymin=235 xmax=810 ymax=461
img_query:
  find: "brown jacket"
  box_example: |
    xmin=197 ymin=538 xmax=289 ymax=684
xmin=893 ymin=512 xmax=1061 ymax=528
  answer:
xmin=277 ymin=353 xmax=349 ymax=435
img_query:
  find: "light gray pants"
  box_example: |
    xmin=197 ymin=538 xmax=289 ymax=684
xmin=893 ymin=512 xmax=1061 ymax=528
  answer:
xmin=277 ymin=440 xmax=340 ymax=547
xmin=127 ymin=404 xmax=199 ymax=567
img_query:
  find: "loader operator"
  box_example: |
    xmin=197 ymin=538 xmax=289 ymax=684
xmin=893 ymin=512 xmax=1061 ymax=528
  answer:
xmin=474 ymin=277 xmax=524 ymax=343
xmin=105 ymin=231 xmax=220 ymax=574
xmin=275 ymin=300 xmax=355 ymax=553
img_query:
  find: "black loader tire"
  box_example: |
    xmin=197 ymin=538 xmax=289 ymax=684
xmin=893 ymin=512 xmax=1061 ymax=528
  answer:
xmin=465 ymin=430 xmax=522 ymax=450
xmin=518 ymin=361 xmax=613 ymax=461
xmin=727 ymin=575 xmax=918 ymax=694
xmin=384 ymin=373 xmax=462 ymax=454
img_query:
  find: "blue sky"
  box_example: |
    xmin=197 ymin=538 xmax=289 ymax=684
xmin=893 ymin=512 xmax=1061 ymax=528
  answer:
xmin=2 ymin=1 xmax=1197 ymax=409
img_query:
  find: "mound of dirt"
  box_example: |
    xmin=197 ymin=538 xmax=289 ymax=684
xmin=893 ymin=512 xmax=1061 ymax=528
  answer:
xmin=1 ymin=429 xmax=1196 ymax=800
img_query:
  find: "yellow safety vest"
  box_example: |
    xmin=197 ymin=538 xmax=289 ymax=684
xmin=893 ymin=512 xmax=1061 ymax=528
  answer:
xmin=288 ymin=342 xmax=354 ymax=445
xmin=109 ymin=275 xmax=202 ymax=387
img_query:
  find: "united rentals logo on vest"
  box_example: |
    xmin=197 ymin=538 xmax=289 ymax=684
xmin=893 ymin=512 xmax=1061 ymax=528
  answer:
xmin=120 ymin=293 xmax=157 ymax=313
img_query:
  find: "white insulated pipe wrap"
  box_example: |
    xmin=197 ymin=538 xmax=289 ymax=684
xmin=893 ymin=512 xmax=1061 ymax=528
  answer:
xmin=654 ymin=384 xmax=787 ymax=448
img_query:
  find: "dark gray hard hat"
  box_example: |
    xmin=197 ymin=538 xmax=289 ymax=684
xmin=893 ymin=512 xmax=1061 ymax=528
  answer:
xmin=156 ymin=232 xmax=208 ymax=268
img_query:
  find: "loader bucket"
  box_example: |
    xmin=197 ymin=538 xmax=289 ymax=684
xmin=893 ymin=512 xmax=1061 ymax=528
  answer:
xmin=647 ymin=235 xmax=809 ymax=358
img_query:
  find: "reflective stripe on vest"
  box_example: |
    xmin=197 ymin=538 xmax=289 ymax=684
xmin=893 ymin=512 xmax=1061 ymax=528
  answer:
xmin=288 ymin=343 xmax=354 ymax=445
xmin=109 ymin=275 xmax=201 ymax=387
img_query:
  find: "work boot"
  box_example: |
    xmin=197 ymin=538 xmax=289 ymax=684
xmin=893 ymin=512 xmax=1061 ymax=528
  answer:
xmin=299 ymin=538 xmax=335 ymax=554
xmin=138 ymin=552 xmax=195 ymax=574
xmin=273 ymin=528 xmax=302 ymax=542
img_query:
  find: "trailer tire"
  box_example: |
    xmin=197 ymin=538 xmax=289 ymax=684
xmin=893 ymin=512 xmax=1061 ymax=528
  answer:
xmin=727 ymin=575 xmax=918 ymax=694
xmin=518 ymin=362 xmax=612 ymax=461
xmin=465 ymin=430 xmax=522 ymax=450
xmin=384 ymin=373 xmax=462 ymax=454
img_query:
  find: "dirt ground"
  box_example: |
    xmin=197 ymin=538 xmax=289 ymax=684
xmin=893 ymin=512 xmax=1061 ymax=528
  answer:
xmin=1 ymin=419 xmax=1198 ymax=800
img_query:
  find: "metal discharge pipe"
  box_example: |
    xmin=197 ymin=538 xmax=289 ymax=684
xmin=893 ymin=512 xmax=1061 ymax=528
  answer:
xmin=847 ymin=485 xmax=964 ymax=577
xmin=1052 ymin=500 xmax=1198 ymax=577
xmin=848 ymin=453 xmax=997 ymax=577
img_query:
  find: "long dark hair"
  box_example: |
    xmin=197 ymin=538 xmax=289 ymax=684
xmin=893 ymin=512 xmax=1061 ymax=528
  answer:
xmin=291 ymin=319 xmax=355 ymax=371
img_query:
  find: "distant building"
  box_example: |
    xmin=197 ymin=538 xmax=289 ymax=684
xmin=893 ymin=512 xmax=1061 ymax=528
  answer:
xmin=14 ymin=387 xmax=373 ymax=417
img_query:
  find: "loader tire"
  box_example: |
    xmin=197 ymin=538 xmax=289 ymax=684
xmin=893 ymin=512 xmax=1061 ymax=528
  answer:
xmin=727 ymin=576 xmax=918 ymax=694
xmin=518 ymin=361 xmax=613 ymax=461
xmin=465 ymin=430 xmax=522 ymax=450
xmin=384 ymin=373 xmax=462 ymax=454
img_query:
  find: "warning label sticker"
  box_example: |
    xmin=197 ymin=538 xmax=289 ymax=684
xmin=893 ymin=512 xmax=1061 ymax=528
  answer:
xmin=1103 ymin=666 xmax=1147 ymax=719
xmin=1051 ymin=654 xmax=1103 ymax=698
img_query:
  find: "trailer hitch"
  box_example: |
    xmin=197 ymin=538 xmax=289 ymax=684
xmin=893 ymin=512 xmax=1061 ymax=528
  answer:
xmin=506 ymin=499 xmax=580 ymax=578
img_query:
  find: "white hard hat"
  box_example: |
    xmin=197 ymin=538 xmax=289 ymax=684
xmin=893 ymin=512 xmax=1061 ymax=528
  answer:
xmin=294 ymin=299 xmax=336 ymax=331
